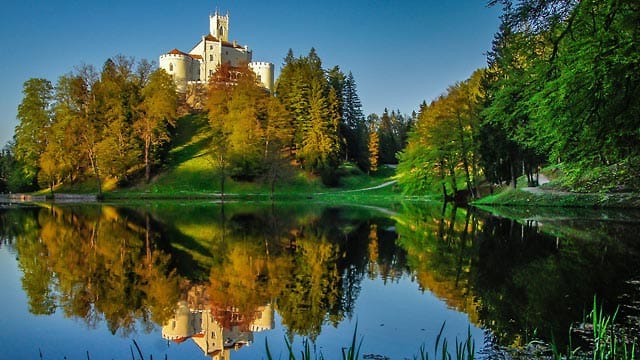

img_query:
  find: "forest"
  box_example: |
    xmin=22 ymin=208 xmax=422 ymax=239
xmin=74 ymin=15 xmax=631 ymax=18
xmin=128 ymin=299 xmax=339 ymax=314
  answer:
xmin=3 ymin=0 xmax=638 ymax=199
xmin=398 ymin=0 xmax=640 ymax=198
xmin=0 ymin=50 xmax=412 ymax=195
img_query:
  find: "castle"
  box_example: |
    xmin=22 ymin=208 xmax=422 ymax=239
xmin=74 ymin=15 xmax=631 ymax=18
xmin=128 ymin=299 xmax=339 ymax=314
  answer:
xmin=159 ymin=10 xmax=274 ymax=92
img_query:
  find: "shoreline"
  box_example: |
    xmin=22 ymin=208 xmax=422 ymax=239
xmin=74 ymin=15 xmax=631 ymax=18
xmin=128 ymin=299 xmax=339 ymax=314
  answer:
xmin=472 ymin=187 xmax=640 ymax=209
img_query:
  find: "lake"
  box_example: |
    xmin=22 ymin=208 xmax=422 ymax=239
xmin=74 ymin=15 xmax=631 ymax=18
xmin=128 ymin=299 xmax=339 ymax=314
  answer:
xmin=0 ymin=201 xmax=639 ymax=359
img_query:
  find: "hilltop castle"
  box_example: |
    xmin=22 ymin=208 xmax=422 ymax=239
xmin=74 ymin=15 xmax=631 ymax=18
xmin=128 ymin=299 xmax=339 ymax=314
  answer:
xmin=159 ymin=10 xmax=274 ymax=92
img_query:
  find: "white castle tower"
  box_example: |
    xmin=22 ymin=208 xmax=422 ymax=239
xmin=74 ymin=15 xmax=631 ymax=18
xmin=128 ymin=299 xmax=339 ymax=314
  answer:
xmin=159 ymin=9 xmax=274 ymax=92
xmin=210 ymin=10 xmax=229 ymax=41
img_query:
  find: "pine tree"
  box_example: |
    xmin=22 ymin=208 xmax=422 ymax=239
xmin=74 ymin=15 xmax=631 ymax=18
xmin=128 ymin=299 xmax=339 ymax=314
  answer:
xmin=342 ymin=72 xmax=367 ymax=168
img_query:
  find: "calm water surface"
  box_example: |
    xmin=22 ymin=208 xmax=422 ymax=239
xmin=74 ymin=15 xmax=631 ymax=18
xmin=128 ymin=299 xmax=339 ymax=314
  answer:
xmin=0 ymin=202 xmax=638 ymax=359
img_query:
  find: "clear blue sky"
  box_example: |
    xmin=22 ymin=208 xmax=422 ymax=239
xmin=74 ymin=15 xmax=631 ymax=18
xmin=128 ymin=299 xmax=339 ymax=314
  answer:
xmin=0 ymin=1 xmax=501 ymax=148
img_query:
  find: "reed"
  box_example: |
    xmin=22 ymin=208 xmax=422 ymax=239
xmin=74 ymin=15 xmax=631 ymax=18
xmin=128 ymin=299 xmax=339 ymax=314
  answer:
xmin=552 ymin=297 xmax=637 ymax=360
xmin=265 ymin=322 xmax=474 ymax=360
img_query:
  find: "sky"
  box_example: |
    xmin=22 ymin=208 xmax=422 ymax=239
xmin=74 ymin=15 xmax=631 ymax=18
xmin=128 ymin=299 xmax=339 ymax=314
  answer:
xmin=0 ymin=1 xmax=502 ymax=149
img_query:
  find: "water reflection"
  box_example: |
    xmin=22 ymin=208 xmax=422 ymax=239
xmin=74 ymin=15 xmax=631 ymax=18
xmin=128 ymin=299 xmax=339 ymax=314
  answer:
xmin=0 ymin=202 xmax=639 ymax=358
xmin=162 ymin=285 xmax=274 ymax=359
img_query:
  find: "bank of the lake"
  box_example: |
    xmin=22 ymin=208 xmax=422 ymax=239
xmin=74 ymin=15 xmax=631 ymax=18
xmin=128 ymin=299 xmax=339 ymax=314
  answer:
xmin=473 ymin=187 xmax=640 ymax=208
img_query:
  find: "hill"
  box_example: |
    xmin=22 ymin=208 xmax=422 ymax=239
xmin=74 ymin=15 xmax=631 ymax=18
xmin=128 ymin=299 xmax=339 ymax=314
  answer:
xmin=102 ymin=113 xmax=399 ymax=201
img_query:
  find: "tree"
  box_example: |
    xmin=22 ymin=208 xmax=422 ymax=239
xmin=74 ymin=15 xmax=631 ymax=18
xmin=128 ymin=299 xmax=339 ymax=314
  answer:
xmin=14 ymin=78 xmax=54 ymax=190
xmin=299 ymin=79 xmax=340 ymax=181
xmin=483 ymin=0 xmax=640 ymax=191
xmin=397 ymin=70 xmax=484 ymax=199
xmin=94 ymin=57 xmax=141 ymax=183
xmin=51 ymin=65 xmax=106 ymax=196
xmin=134 ymin=69 xmax=177 ymax=183
xmin=342 ymin=72 xmax=368 ymax=169
xmin=275 ymin=48 xmax=343 ymax=178
xmin=0 ymin=146 xmax=15 ymax=193
xmin=367 ymin=121 xmax=379 ymax=174
xmin=262 ymin=97 xmax=294 ymax=199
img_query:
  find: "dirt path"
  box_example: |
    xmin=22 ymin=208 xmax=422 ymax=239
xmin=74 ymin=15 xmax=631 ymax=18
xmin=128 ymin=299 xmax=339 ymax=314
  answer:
xmin=313 ymin=180 xmax=397 ymax=195
xmin=520 ymin=173 xmax=576 ymax=195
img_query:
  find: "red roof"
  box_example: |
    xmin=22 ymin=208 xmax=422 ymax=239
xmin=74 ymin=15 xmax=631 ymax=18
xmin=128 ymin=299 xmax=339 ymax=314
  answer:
xmin=166 ymin=48 xmax=203 ymax=60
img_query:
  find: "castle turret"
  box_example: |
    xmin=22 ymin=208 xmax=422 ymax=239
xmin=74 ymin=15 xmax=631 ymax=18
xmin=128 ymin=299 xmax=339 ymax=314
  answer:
xmin=159 ymin=49 xmax=202 ymax=92
xmin=249 ymin=62 xmax=275 ymax=92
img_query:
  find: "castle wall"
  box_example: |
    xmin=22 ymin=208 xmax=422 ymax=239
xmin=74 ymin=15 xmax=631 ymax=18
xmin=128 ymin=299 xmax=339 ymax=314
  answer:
xmin=221 ymin=45 xmax=252 ymax=67
xmin=201 ymin=40 xmax=222 ymax=81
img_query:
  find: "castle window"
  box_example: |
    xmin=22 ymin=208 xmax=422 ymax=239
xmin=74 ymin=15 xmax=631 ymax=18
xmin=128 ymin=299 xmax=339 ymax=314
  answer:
xmin=210 ymin=45 xmax=213 ymax=50
xmin=210 ymin=55 xmax=213 ymax=61
xmin=169 ymin=63 xmax=173 ymax=72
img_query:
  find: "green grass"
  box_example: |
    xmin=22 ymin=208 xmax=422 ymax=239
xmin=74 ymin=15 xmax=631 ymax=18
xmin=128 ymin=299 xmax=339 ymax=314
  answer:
xmin=473 ymin=188 xmax=640 ymax=208
xmin=99 ymin=113 xmax=402 ymax=202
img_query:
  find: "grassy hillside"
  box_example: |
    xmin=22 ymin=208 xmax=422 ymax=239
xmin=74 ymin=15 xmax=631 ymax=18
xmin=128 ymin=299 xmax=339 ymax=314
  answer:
xmin=103 ymin=113 xmax=400 ymax=201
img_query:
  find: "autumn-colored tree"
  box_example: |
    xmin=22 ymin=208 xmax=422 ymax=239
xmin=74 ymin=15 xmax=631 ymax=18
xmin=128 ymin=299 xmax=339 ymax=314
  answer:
xmin=367 ymin=121 xmax=379 ymax=174
xmin=53 ymin=65 xmax=106 ymax=196
xmin=134 ymin=68 xmax=177 ymax=183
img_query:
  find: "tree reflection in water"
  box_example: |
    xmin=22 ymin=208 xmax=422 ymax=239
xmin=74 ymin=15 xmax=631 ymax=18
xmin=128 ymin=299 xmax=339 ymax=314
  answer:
xmin=2 ymin=201 xmax=639 ymax=356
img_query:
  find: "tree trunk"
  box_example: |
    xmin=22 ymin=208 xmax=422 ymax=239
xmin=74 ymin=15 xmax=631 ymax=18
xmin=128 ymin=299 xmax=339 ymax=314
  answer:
xmin=219 ymin=154 xmax=225 ymax=203
xmin=448 ymin=162 xmax=458 ymax=194
xmin=456 ymin=115 xmax=474 ymax=198
xmin=439 ymin=159 xmax=448 ymax=201
xmin=144 ymin=140 xmax=151 ymax=183
xmin=88 ymin=150 xmax=103 ymax=198
xmin=510 ymin=159 xmax=517 ymax=189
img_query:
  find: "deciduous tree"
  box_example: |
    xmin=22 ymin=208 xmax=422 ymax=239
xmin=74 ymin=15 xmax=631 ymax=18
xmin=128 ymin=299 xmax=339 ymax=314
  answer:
xmin=134 ymin=69 xmax=177 ymax=183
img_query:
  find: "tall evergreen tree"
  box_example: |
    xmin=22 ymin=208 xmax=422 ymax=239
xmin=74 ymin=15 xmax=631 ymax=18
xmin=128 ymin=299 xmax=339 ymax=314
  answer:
xmin=342 ymin=72 xmax=368 ymax=169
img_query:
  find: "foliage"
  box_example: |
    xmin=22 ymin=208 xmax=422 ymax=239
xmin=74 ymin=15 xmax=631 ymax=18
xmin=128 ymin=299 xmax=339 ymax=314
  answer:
xmin=376 ymin=109 xmax=413 ymax=165
xmin=14 ymin=78 xmax=54 ymax=190
xmin=483 ymin=0 xmax=640 ymax=191
xmin=397 ymin=70 xmax=483 ymax=199
xmin=135 ymin=68 xmax=178 ymax=182
xmin=367 ymin=122 xmax=379 ymax=174
xmin=207 ymin=63 xmax=294 ymax=198
xmin=11 ymin=56 xmax=176 ymax=194
xmin=13 ymin=205 xmax=180 ymax=333
xmin=274 ymin=49 xmax=373 ymax=184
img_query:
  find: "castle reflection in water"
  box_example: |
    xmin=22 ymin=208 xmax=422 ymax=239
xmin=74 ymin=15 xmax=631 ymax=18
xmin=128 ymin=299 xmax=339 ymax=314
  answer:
xmin=162 ymin=285 xmax=274 ymax=360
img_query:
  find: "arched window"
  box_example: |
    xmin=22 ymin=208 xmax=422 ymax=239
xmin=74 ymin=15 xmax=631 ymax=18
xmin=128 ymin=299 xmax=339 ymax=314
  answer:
xmin=169 ymin=63 xmax=173 ymax=72
xmin=219 ymin=27 xmax=224 ymax=37
xmin=210 ymin=54 xmax=213 ymax=61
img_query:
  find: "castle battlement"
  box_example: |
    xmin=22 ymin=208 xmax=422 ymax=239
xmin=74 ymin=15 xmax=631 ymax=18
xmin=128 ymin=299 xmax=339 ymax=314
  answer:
xmin=160 ymin=53 xmax=194 ymax=60
xmin=249 ymin=61 xmax=272 ymax=67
